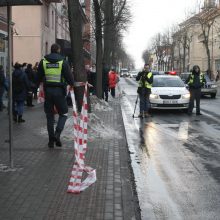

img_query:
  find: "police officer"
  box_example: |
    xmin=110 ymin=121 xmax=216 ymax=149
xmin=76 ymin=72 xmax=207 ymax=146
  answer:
xmin=38 ymin=43 xmax=74 ymax=148
xmin=136 ymin=64 xmax=153 ymax=118
xmin=186 ymin=65 xmax=206 ymax=116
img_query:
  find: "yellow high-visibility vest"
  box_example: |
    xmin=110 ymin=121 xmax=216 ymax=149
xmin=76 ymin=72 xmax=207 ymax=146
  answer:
xmin=43 ymin=59 xmax=63 ymax=83
xmin=138 ymin=72 xmax=153 ymax=89
xmin=188 ymin=73 xmax=204 ymax=85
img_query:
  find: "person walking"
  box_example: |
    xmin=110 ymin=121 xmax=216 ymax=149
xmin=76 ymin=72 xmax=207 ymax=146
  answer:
xmin=12 ymin=63 xmax=30 ymax=122
xmin=216 ymin=70 xmax=220 ymax=82
xmin=33 ymin=62 xmax=39 ymax=99
xmin=108 ymin=67 xmax=118 ymax=98
xmin=136 ymin=63 xmax=153 ymax=118
xmin=186 ymin=65 xmax=206 ymax=116
xmin=102 ymin=63 xmax=109 ymax=101
xmin=0 ymin=65 xmax=6 ymax=111
xmin=25 ymin=63 xmax=35 ymax=107
xmin=37 ymin=43 xmax=74 ymax=148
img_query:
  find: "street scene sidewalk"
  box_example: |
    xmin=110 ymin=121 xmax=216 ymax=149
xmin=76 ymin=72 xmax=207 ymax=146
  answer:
xmin=0 ymin=93 xmax=141 ymax=220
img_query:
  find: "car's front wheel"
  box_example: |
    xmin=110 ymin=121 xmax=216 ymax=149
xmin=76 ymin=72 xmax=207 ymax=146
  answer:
xmin=211 ymin=93 xmax=216 ymax=98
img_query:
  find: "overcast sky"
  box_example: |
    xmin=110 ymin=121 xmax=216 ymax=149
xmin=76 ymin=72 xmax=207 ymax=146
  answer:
xmin=123 ymin=0 xmax=201 ymax=69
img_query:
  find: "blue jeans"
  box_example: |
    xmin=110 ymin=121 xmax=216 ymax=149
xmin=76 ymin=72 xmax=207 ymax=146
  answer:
xmin=139 ymin=93 xmax=150 ymax=113
xmin=44 ymin=87 xmax=68 ymax=139
xmin=13 ymin=100 xmax=24 ymax=116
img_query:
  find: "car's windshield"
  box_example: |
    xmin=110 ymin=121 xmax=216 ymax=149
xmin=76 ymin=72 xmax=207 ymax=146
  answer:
xmin=153 ymin=77 xmax=185 ymax=87
xmin=180 ymin=73 xmax=190 ymax=80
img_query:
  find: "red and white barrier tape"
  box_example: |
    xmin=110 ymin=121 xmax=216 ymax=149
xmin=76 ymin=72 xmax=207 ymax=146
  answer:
xmin=67 ymin=83 xmax=96 ymax=194
xmin=37 ymin=83 xmax=45 ymax=103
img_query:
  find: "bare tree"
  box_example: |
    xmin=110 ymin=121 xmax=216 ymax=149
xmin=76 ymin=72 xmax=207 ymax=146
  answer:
xmin=193 ymin=7 xmax=220 ymax=76
xmin=67 ymin=0 xmax=87 ymax=111
xmin=92 ymin=0 xmax=103 ymax=98
xmin=103 ymin=0 xmax=131 ymax=68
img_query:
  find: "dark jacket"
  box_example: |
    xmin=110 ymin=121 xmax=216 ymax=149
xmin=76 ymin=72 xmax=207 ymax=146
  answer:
xmin=136 ymin=70 xmax=153 ymax=84
xmin=186 ymin=72 xmax=206 ymax=89
xmin=0 ymin=70 xmax=6 ymax=88
xmin=37 ymin=53 xmax=74 ymax=88
xmin=102 ymin=66 xmax=109 ymax=90
xmin=12 ymin=69 xmax=30 ymax=101
xmin=136 ymin=70 xmax=153 ymax=95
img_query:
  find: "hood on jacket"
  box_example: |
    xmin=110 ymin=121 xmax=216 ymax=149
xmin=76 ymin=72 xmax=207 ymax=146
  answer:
xmin=44 ymin=53 xmax=64 ymax=63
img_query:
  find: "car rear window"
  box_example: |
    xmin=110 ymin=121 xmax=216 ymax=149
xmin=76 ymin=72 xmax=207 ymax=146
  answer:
xmin=153 ymin=77 xmax=185 ymax=87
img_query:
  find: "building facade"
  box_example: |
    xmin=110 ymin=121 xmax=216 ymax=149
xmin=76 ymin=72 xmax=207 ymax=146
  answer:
xmin=0 ymin=7 xmax=8 ymax=73
xmin=12 ymin=0 xmax=92 ymax=68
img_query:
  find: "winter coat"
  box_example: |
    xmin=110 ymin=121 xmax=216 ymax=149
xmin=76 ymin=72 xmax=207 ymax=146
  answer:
xmin=12 ymin=69 xmax=30 ymax=101
xmin=0 ymin=70 xmax=6 ymax=88
xmin=37 ymin=53 xmax=74 ymax=89
xmin=108 ymin=71 xmax=118 ymax=88
xmin=102 ymin=66 xmax=109 ymax=90
xmin=186 ymin=72 xmax=206 ymax=89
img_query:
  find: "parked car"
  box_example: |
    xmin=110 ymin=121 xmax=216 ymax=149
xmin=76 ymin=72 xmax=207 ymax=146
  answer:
xmin=202 ymin=74 xmax=218 ymax=98
xmin=129 ymin=70 xmax=138 ymax=78
xmin=120 ymin=68 xmax=129 ymax=77
xmin=149 ymin=75 xmax=190 ymax=110
xmin=180 ymin=72 xmax=217 ymax=98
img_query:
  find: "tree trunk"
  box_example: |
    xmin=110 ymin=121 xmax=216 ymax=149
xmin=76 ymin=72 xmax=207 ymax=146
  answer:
xmin=103 ymin=0 xmax=114 ymax=67
xmin=67 ymin=0 xmax=87 ymax=111
xmin=93 ymin=0 xmax=103 ymax=98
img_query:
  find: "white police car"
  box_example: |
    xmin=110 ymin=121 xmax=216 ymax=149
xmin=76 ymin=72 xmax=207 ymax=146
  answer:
xmin=150 ymin=75 xmax=190 ymax=110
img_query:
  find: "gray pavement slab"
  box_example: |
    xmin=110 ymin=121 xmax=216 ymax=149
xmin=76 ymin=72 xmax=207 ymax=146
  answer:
xmin=0 ymin=96 xmax=141 ymax=220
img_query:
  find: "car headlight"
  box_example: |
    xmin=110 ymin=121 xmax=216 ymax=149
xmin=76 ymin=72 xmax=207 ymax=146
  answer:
xmin=150 ymin=94 xmax=159 ymax=99
xmin=211 ymin=84 xmax=217 ymax=88
xmin=182 ymin=93 xmax=190 ymax=99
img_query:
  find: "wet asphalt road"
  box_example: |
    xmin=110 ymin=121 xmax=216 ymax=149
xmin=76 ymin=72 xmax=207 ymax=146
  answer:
xmin=119 ymin=77 xmax=220 ymax=220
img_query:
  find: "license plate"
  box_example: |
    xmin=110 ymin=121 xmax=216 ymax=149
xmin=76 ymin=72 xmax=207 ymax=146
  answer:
xmin=163 ymin=100 xmax=178 ymax=104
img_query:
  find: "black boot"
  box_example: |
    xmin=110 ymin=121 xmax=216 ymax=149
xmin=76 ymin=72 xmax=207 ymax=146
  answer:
xmin=13 ymin=114 xmax=18 ymax=122
xmin=48 ymin=136 xmax=55 ymax=148
xmin=18 ymin=115 xmax=25 ymax=123
xmin=55 ymin=131 xmax=62 ymax=147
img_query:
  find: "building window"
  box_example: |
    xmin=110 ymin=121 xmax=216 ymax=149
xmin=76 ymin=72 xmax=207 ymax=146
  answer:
xmin=45 ymin=4 xmax=49 ymax=27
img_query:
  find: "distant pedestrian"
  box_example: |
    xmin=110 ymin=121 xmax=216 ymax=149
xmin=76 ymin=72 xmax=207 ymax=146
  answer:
xmin=21 ymin=62 xmax=27 ymax=72
xmin=0 ymin=65 xmax=6 ymax=111
xmin=12 ymin=63 xmax=30 ymax=122
xmin=37 ymin=43 xmax=74 ymax=148
xmin=108 ymin=67 xmax=118 ymax=98
xmin=102 ymin=63 xmax=109 ymax=101
xmin=33 ymin=62 xmax=39 ymax=99
xmin=25 ymin=63 xmax=36 ymax=107
xmin=216 ymin=70 xmax=220 ymax=82
xmin=136 ymin=63 xmax=153 ymax=118
xmin=186 ymin=65 xmax=206 ymax=116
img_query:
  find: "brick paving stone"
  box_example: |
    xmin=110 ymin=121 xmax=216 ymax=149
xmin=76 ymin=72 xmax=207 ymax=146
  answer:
xmin=0 ymin=96 xmax=141 ymax=220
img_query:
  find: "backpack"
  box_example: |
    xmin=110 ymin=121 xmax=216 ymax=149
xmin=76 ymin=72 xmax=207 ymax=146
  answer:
xmin=12 ymin=74 xmax=25 ymax=93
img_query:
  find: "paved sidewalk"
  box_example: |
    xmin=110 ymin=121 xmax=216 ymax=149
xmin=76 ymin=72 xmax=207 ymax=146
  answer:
xmin=0 ymin=95 xmax=141 ymax=220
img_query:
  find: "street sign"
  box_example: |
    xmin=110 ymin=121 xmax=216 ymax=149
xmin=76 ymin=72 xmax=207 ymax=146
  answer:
xmin=0 ymin=0 xmax=42 ymax=6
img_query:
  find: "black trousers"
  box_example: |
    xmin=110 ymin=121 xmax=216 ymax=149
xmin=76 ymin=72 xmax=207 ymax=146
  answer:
xmin=188 ymin=88 xmax=201 ymax=114
xmin=102 ymin=87 xmax=109 ymax=102
xmin=44 ymin=87 xmax=68 ymax=140
xmin=110 ymin=87 xmax=115 ymax=97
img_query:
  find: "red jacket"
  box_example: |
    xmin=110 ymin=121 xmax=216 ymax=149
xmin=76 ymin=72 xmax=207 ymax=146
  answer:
xmin=108 ymin=71 xmax=118 ymax=88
